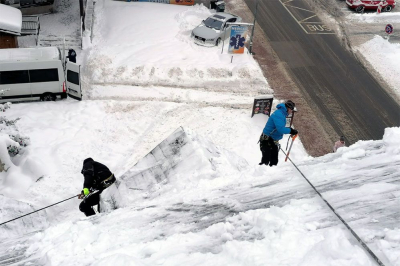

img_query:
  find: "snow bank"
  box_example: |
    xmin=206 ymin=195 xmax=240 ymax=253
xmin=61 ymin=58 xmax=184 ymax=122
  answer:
xmin=355 ymin=36 xmax=400 ymax=98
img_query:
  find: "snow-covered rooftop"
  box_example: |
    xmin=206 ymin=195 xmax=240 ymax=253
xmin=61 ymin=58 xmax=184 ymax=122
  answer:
xmin=0 ymin=4 xmax=22 ymax=35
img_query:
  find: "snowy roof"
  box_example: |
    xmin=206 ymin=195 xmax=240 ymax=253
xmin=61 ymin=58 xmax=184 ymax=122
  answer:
xmin=0 ymin=4 xmax=22 ymax=35
xmin=0 ymin=47 xmax=60 ymax=62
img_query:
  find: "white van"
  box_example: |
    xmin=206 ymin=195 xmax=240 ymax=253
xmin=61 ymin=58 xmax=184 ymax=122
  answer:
xmin=0 ymin=47 xmax=82 ymax=102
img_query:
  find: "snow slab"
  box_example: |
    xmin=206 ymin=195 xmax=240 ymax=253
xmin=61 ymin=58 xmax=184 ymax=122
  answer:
xmin=0 ymin=4 xmax=22 ymax=35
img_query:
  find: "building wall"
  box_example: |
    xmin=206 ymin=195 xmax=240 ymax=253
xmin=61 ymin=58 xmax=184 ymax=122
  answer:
xmin=1 ymin=0 xmax=55 ymax=15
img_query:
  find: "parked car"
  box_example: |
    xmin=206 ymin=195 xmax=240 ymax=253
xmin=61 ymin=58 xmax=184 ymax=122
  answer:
xmin=191 ymin=13 xmax=242 ymax=47
xmin=346 ymin=0 xmax=396 ymax=13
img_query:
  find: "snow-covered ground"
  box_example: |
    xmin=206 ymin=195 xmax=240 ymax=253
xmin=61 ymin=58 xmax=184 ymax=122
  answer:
xmin=0 ymin=0 xmax=399 ymax=265
xmin=346 ymin=11 xmax=400 ymax=98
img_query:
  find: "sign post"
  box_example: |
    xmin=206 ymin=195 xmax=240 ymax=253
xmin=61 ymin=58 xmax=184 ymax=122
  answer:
xmin=377 ymin=0 xmax=383 ymax=14
xmin=385 ymin=24 xmax=394 ymax=41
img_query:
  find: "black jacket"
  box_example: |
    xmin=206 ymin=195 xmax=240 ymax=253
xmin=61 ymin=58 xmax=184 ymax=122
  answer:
xmin=81 ymin=158 xmax=113 ymax=191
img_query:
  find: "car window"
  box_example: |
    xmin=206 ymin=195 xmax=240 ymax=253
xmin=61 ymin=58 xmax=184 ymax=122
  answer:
xmin=67 ymin=70 xmax=80 ymax=85
xmin=29 ymin=69 xmax=59 ymax=83
xmin=0 ymin=70 xmax=29 ymax=85
xmin=204 ymin=18 xmax=224 ymax=30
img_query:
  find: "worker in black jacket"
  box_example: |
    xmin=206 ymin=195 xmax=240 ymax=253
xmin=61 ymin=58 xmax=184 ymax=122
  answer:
xmin=66 ymin=49 xmax=77 ymax=63
xmin=78 ymin=158 xmax=116 ymax=216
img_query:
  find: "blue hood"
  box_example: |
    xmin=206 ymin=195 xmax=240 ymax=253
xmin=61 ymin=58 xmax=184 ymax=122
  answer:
xmin=262 ymin=103 xmax=291 ymax=141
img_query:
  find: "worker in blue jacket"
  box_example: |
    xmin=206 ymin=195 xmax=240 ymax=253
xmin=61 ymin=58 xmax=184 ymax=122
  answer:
xmin=259 ymin=100 xmax=298 ymax=166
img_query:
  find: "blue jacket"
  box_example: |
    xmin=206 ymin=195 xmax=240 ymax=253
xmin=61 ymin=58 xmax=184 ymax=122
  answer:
xmin=262 ymin=103 xmax=291 ymax=141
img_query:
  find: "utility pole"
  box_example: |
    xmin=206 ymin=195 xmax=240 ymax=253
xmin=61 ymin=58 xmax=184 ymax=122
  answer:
xmin=249 ymin=0 xmax=259 ymax=55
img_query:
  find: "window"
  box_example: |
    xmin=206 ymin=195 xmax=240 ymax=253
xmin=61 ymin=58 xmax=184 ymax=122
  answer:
xmin=29 ymin=69 xmax=59 ymax=83
xmin=67 ymin=70 xmax=79 ymax=85
xmin=0 ymin=70 xmax=29 ymax=85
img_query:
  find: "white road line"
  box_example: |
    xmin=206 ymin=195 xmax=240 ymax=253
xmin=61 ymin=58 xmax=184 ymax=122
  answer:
xmin=299 ymin=14 xmax=317 ymax=23
xmin=279 ymin=0 xmax=309 ymax=34
xmin=279 ymin=0 xmax=335 ymax=35
xmin=284 ymin=4 xmax=314 ymax=13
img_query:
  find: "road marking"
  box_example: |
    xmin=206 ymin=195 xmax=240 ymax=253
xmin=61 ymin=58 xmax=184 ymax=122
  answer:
xmin=303 ymin=22 xmax=334 ymax=34
xmin=299 ymin=14 xmax=317 ymax=23
xmin=279 ymin=0 xmax=335 ymax=35
xmin=285 ymin=4 xmax=314 ymax=13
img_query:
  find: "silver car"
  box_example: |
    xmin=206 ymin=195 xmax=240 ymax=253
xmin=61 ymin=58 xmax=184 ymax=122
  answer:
xmin=191 ymin=13 xmax=242 ymax=47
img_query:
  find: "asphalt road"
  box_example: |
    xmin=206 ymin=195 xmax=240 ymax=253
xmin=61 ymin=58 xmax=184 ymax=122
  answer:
xmin=243 ymin=0 xmax=400 ymax=143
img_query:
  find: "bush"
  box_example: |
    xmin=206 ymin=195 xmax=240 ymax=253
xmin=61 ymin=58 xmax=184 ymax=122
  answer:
xmin=0 ymin=103 xmax=30 ymax=157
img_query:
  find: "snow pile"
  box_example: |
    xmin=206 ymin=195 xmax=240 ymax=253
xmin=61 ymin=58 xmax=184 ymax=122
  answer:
xmin=347 ymin=12 xmax=400 ymax=23
xmin=356 ymin=35 xmax=400 ymax=96
xmin=84 ymin=1 xmax=269 ymax=94
xmin=0 ymin=103 xmax=44 ymax=198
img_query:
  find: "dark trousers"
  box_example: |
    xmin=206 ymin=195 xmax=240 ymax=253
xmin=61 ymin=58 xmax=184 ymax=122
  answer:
xmin=260 ymin=138 xmax=279 ymax=166
xmin=79 ymin=190 xmax=102 ymax=217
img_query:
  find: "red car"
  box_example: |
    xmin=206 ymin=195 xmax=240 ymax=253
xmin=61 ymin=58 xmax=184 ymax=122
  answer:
xmin=346 ymin=0 xmax=396 ymax=13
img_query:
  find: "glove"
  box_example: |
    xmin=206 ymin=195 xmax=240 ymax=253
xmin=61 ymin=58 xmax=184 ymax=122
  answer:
xmin=83 ymin=188 xmax=90 ymax=196
xmin=78 ymin=193 xmax=85 ymax=199
xmin=290 ymin=128 xmax=298 ymax=136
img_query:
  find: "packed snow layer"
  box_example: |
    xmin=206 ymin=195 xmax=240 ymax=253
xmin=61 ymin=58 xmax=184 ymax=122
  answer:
xmin=0 ymin=4 xmax=22 ymax=35
xmin=84 ymin=1 xmax=269 ymax=94
xmin=0 ymin=195 xmax=48 ymax=240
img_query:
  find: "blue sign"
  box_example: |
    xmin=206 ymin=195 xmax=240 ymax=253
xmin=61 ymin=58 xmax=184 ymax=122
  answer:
xmin=228 ymin=25 xmax=247 ymax=54
xmin=385 ymin=24 xmax=394 ymax=34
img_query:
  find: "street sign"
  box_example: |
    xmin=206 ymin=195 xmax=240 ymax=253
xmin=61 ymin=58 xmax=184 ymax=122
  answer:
xmin=385 ymin=24 xmax=394 ymax=34
xmin=228 ymin=25 xmax=248 ymax=54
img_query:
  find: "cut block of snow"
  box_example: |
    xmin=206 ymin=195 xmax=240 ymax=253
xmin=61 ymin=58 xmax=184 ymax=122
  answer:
xmin=99 ymin=182 xmax=124 ymax=213
xmin=119 ymin=127 xmax=249 ymax=202
xmin=0 ymin=4 xmax=22 ymax=35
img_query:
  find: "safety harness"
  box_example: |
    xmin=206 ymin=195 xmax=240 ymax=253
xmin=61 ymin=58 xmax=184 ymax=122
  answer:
xmin=100 ymin=173 xmax=116 ymax=189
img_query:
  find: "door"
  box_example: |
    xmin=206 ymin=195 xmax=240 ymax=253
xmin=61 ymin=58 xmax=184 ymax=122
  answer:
xmin=66 ymin=61 xmax=82 ymax=101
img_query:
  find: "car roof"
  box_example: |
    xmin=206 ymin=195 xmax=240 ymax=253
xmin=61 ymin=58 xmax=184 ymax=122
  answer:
xmin=210 ymin=13 xmax=238 ymax=21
